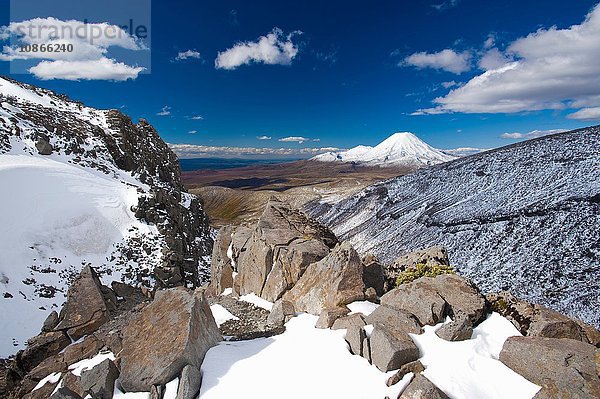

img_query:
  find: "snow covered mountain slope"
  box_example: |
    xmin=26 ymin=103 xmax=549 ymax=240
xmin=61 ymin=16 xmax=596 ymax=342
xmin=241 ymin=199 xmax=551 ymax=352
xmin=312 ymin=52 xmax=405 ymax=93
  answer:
xmin=307 ymin=127 xmax=600 ymax=327
xmin=312 ymin=132 xmax=456 ymax=167
xmin=0 ymin=77 xmax=212 ymax=356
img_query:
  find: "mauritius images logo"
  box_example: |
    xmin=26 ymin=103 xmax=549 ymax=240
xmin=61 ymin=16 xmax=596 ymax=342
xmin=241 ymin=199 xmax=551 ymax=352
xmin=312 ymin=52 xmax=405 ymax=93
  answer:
xmin=2 ymin=0 xmax=152 ymax=80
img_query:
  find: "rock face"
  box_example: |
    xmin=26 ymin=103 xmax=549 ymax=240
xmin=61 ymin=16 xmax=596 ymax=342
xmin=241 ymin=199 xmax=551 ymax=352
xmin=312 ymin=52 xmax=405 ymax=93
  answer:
xmin=209 ymin=225 xmax=235 ymax=295
xmin=175 ymin=365 xmax=202 ymax=399
xmin=500 ymin=336 xmax=600 ymax=399
xmin=283 ymin=242 xmax=365 ymax=315
xmin=266 ymin=299 xmax=295 ymax=326
xmin=54 ymin=266 xmax=110 ymax=340
xmin=386 ymin=246 xmax=450 ymax=290
xmin=365 ymin=306 xmax=422 ymax=335
xmin=399 ymin=374 xmax=450 ymax=399
xmin=362 ymin=253 xmax=386 ymax=296
xmin=119 ymin=287 xmax=222 ymax=391
xmin=232 ymin=200 xmax=337 ymax=301
xmin=315 ymin=307 xmax=350 ymax=329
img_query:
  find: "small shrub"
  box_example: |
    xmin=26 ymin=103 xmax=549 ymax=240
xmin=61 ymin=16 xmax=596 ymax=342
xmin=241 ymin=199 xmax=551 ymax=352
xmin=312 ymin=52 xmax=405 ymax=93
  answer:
xmin=395 ymin=263 xmax=455 ymax=286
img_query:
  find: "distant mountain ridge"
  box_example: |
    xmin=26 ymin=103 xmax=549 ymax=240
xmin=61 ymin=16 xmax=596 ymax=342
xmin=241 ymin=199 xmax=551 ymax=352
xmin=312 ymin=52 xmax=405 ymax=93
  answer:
xmin=307 ymin=126 xmax=600 ymax=327
xmin=312 ymin=132 xmax=456 ymax=167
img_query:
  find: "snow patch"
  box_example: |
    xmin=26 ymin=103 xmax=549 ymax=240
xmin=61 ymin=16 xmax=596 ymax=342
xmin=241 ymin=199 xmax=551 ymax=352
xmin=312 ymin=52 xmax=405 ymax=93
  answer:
xmin=210 ymin=304 xmax=239 ymax=327
xmin=239 ymin=293 xmax=273 ymax=311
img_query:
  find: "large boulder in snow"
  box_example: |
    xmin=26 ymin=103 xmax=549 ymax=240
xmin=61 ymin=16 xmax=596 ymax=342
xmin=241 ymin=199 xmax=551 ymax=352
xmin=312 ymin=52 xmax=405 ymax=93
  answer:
xmin=381 ymin=281 xmax=446 ymax=326
xmin=175 ymin=364 xmax=202 ymax=399
xmin=54 ymin=266 xmax=111 ymax=340
xmin=499 ymin=336 xmax=600 ymax=399
xmin=365 ymin=305 xmax=422 ymax=335
xmin=119 ymin=287 xmax=221 ymax=391
xmin=235 ymin=200 xmax=336 ymax=301
xmin=387 ymin=246 xmax=450 ymax=290
xmin=315 ymin=306 xmax=350 ymax=329
xmin=283 ymin=242 xmax=365 ymax=315
xmin=209 ymin=225 xmax=234 ymax=295
xmin=381 ymin=274 xmax=485 ymax=327
xmin=399 ymin=374 xmax=450 ymax=399
xmin=369 ymin=324 xmax=419 ymax=372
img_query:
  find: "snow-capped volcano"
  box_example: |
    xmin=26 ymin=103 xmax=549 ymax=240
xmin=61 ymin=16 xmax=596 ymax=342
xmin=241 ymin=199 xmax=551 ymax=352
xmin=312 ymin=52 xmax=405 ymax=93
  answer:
xmin=313 ymin=132 xmax=456 ymax=167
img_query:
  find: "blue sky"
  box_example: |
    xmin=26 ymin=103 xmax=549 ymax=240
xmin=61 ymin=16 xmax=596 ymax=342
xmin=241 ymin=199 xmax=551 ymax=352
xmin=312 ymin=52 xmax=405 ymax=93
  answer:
xmin=1 ymin=0 xmax=599 ymax=157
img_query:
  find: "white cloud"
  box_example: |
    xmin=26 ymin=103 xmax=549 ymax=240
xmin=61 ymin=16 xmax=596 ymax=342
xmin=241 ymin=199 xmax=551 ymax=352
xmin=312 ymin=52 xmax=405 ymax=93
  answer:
xmin=312 ymin=138 xmax=321 ymax=142
xmin=567 ymin=106 xmax=600 ymax=121
xmin=157 ymin=106 xmax=171 ymax=116
xmin=257 ymin=135 xmax=272 ymax=140
xmin=478 ymin=48 xmax=511 ymax=71
xmin=0 ymin=17 xmax=146 ymax=80
xmin=483 ymin=36 xmax=495 ymax=49
xmin=168 ymin=143 xmax=341 ymax=159
xmin=28 ymin=58 xmax=144 ymax=81
xmin=441 ymin=80 xmax=458 ymax=89
xmin=189 ymin=115 xmax=204 ymax=120
xmin=278 ymin=136 xmax=310 ymax=144
xmin=500 ymin=129 xmax=567 ymax=139
xmin=215 ymin=28 xmax=301 ymax=70
xmin=415 ymin=4 xmax=600 ymax=115
xmin=175 ymin=50 xmax=201 ymax=61
xmin=188 ymin=130 xmax=197 ymax=134
xmin=404 ymin=49 xmax=471 ymax=74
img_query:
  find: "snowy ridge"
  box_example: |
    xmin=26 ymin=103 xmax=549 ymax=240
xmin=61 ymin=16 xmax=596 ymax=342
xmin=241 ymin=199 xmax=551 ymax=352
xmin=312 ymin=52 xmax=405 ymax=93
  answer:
xmin=312 ymin=132 xmax=456 ymax=167
xmin=0 ymin=77 xmax=212 ymax=356
xmin=307 ymin=127 xmax=600 ymax=327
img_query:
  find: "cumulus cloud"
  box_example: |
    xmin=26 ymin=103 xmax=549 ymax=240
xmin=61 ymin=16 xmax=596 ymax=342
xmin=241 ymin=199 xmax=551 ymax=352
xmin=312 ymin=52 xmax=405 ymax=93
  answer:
xmin=567 ymin=107 xmax=600 ymax=121
xmin=441 ymin=80 xmax=458 ymax=89
xmin=257 ymin=135 xmax=272 ymax=140
xmin=175 ymin=49 xmax=201 ymax=61
xmin=215 ymin=28 xmax=301 ymax=70
xmin=477 ymin=48 xmax=511 ymax=71
xmin=29 ymin=58 xmax=143 ymax=81
xmin=0 ymin=17 xmax=146 ymax=80
xmin=156 ymin=106 xmax=171 ymax=116
xmin=415 ymin=4 xmax=600 ymax=115
xmin=278 ymin=136 xmax=311 ymax=144
xmin=168 ymin=143 xmax=341 ymax=159
xmin=403 ymin=49 xmax=471 ymax=74
xmin=500 ymin=129 xmax=567 ymax=139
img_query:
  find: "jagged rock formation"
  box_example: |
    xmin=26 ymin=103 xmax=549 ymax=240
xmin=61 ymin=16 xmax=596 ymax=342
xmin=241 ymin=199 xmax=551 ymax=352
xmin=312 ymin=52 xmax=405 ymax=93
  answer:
xmin=307 ymin=127 xmax=600 ymax=327
xmin=0 ymin=77 xmax=213 ymax=356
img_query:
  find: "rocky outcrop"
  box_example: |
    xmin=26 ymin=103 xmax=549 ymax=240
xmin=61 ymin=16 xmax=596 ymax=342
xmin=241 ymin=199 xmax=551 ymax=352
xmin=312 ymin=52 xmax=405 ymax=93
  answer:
xmin=283 ymin=242 xmax=365 ymax=315
xmin=365 ymin=306 xmax=422 ymax=335
xmin=209 ymin=226 xmax=235 ymax=295
xmin=381 ymin=274 xmax=485 ymax=330
xmin=119 ymin=287 xmax=221 ymax=391
xmin=233 ymin=200 xmax=337 ymax=301
xmin=500 ymin=336 xmax=600 ymax=398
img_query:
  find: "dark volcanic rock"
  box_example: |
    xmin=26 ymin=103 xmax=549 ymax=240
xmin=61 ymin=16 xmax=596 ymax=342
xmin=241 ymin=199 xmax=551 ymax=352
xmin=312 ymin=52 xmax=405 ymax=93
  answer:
xmin=370 ymin=324 xmax=420 ymax=372
xmin=80 ymin=359 xmax=119 ymax=399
